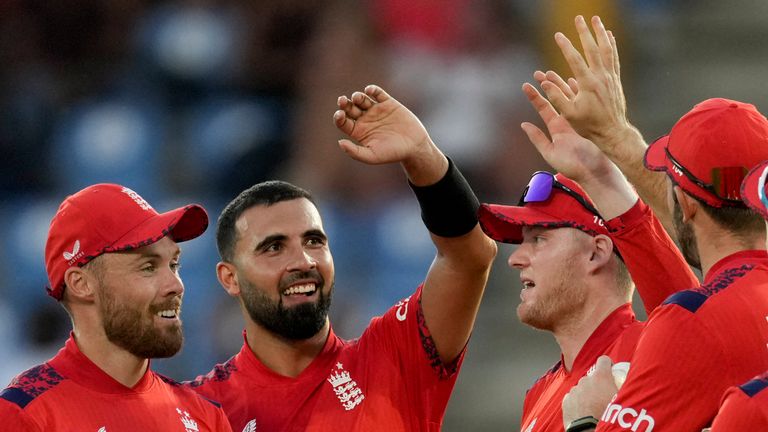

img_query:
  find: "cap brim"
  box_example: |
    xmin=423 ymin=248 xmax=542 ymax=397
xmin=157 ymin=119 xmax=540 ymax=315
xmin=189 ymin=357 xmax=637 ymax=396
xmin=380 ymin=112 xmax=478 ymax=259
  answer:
xmin=478 ymin=203 xmax=576 ymax=244
xmin=107 ymin=204 xmax=209 ymax=252
xmin=644 ymin=135 xmax=670 ymax=172
xmin=741 ymin=160 xmax=768 ymax=219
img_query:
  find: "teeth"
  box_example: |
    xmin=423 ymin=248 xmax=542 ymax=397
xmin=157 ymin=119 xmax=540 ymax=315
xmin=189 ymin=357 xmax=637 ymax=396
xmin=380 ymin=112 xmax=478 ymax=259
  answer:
xmin=522 ymin=281 xmax=535 ymax=288
xmin=157 ymin=310 xmax=177 ymax=318
xmin=283 ymin=283 xmax=316 ymax=296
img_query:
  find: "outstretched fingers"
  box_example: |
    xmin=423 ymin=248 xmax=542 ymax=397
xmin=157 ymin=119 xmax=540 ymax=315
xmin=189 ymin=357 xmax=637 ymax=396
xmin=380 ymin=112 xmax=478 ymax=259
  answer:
xmin=574 ymin=15 xmax=603 ymax=70
xmin=554 ymin=32 xmax=591 ymax=82
xmin=522 ymin=83 xmax=560 ymax=124
xmin=591 ymin=16 xmax=614 ymax=75
xmin=607 ymin=30 xmax=621 ymax=78
xmin=521 ymin=122 xmax=554 ymax=158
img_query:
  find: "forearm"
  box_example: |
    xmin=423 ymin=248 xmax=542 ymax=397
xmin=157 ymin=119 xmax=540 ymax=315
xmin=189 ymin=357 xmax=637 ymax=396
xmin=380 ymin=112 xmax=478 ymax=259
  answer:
xmin=597 ymin=126 xmax=674 ymax=237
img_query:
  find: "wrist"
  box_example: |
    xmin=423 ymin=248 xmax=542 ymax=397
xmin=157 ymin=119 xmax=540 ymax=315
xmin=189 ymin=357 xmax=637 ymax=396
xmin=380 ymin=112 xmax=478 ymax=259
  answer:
xmin=402 ymin=139 xmax=446 ymax=186
xmin=565 ymin=415 xmax=599 ymax=432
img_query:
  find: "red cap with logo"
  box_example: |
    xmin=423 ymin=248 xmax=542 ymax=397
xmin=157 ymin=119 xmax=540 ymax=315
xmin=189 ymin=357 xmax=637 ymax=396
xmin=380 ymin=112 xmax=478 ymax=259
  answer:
xmin=478 ymin=173 xmax=609 ymax=244
xmin=45 ymin=183 xmax=209 ymax=300
xmin=644 ymin=98 xmax=768 ymax=207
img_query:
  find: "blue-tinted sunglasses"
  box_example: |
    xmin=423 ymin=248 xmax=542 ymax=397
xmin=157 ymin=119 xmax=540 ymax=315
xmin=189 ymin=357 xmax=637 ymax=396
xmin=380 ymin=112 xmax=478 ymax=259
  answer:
xmin=758 ymin=164 xmax=768 ymax=211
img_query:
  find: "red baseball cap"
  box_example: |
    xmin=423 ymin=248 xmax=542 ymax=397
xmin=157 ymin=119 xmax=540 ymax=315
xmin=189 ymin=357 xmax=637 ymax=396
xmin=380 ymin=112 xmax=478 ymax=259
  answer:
xmin=741 ymin=160 xmax=768 ymax=219
xmin=644 ymin=98 xmax=768 ymax=207
xmin=478 ymin=173 xmax=610 ymax=244
xmin=45 ymin=184 xmax=209 ymax=300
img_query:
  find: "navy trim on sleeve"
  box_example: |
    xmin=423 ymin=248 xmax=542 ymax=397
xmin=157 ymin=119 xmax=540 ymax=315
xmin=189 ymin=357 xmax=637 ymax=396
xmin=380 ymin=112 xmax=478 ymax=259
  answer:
xmin=740 ymin=378 xmax=768 ymax=398
xmin=663 ymin=290 xmax=708 ymax=313
xmin=0 ymin=387 xmax=34 ymax=409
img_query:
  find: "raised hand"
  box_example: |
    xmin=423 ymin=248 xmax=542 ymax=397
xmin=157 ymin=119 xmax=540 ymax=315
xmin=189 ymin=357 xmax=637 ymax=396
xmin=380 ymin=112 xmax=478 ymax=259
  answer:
xmin=333 ymin=85 xmax=433 ymax=167
xmin=540 ymin=15 xmax=630 ymax=146
xmin=520 ymin=82 xmax=638 ymax=220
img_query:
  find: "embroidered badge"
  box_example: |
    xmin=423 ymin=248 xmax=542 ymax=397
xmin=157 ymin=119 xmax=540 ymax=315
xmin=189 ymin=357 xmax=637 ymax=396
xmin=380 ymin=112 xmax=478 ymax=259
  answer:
xmin=327 ymin=362 xmax=365 ymax=411
xmin=176 ymin=408 xmax=199 ymax=432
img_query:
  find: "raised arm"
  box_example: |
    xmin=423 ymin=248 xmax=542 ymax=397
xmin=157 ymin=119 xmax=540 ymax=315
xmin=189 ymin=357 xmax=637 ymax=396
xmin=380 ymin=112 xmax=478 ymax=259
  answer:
xmin=538 ymin=15 xmax=673 ymax=236
xmin=520 ymin=82 xmax=697 ymax=313
xmin=334 ymin=85 xmax=497 ymax=363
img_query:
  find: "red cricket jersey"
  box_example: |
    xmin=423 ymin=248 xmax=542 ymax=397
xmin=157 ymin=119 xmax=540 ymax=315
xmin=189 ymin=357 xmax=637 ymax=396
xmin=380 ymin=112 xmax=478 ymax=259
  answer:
xmin=187 ymin=286 xmax=464 ymax=432
xmin=519 ymin=200 xmax=698 ymax=432
xmin=597 ymin=251 xmax=768 ymax=432
xmin=710 ymin=372 xmax=768 ymax=431
xmin=0 ymin=334 xmax=232 ymax=432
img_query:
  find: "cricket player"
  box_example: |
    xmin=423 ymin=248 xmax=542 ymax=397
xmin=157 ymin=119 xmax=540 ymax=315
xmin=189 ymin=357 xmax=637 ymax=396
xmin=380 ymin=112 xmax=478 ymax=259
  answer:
xmin=185 ymin=85 xmax=497 ymax=431
xmin=488 ymin=68 xmax=700 ymax=431
xmin=707 ymin=161 xmax=768 ymax=431
xmin=541 ymin=15 xmax=768 ymax=432
xmin=0 ymin=184 xmax=232 ymax=431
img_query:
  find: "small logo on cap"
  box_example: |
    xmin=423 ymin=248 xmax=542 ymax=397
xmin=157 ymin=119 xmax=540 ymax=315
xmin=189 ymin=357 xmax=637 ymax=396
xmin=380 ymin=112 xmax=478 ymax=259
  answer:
xmin=63 ymin=240 xmax=84 ymax=264
xmin=121 ymin=187 xmax=154 ymax=211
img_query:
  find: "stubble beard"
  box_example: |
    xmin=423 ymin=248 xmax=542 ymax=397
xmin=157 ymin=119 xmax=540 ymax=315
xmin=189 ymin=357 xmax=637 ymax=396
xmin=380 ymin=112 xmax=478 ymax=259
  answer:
xmin=517 ymin=256 xmax=586 ymax=332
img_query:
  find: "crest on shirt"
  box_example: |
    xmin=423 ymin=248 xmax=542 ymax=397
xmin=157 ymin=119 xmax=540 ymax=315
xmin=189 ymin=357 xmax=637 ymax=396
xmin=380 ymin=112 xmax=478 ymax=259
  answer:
xmin=242 ymin=419 xmax=257 ymax=432
xmin=327 ymin=362 xmax=365 ymax=411
xmin=176 ymin=408 xmax=199 ymax=432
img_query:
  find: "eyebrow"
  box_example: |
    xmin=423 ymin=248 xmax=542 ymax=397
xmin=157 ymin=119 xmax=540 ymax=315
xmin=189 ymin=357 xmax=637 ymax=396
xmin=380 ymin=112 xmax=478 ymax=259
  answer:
xmin=254 ymin=230 xmax=327 ymax=251
xmin=130 ymin=248 xmax=182 ymax=261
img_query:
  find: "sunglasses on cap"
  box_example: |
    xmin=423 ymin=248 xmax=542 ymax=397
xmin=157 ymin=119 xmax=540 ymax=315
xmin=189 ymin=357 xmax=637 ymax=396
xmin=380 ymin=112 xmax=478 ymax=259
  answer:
xmin=665 ymin=148 xmax=747 ymax=203
xmin=518 ymin=171 xmax=603 ymax=219
xmin=518 ymin=171 xmax=623 ymax=260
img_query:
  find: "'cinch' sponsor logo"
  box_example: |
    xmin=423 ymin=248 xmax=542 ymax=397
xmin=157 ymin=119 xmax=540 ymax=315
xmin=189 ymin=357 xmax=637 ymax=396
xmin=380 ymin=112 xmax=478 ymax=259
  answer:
xmin=601 ymin=396 xmax=655 ymax=432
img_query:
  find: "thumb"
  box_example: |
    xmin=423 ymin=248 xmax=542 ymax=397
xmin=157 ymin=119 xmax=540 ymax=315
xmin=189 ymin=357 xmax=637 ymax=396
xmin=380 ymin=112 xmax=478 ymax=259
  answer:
xmin=595 ymin=355 xmax=614 ymax=375
xmin=521 ymin=122 xmax=553 ymax=157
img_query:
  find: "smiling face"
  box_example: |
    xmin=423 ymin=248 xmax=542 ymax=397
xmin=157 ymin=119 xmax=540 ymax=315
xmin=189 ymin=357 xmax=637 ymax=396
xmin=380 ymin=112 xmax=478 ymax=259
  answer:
xmin=93 ymin=236 xmax=185 ymax=358
xmin=507 ymin=226 xmax=591 ymax=331
xmin=228 ymin=198 xmax=335 ymax=340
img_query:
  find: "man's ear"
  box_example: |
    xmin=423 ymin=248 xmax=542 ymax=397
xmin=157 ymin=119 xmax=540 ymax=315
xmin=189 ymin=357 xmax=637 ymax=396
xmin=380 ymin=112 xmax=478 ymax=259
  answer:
xmin=63 ymin=266 xmax=96 ymax=302
xmin=673 ymin=186 xmax=698 ymax=223
xmin=217 ymin=261 xmax=241 ymax=297
xmin=588 ymin=234 xmax=614 ymax=273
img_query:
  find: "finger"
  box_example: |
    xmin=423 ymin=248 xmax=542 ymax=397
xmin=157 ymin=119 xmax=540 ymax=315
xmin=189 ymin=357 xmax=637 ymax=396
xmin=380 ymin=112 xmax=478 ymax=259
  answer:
xmin=533 ymin=70 xmax=547 ymax=85
xmin=338 ymin=139 xmax=375 ymax=163
xmin=595 ymin=355 xmax=614 ymax=375
xmin=591 ymin=16 xmax=613 ymax=72
xmin=539 ymin=80 xmax=572 ymax=117
xmin=522 ymin=82 xmax=560 ymax=124
xmin=544 ymin=70 xmax=575 ymax=99
xmin=521 ymin=122 xmax=554 ymax=157
xmin=574 ymin=15 xmax=604 ymax=70
xmin=339 ymin=96 xmax=365 ymax=120
xmin=351 ymin=91 xmax=376 ymax=111
xmin=555 ymin=32 xmax=591 ymax=81
xmin=333 ymin=110 xmax=356 ymax=136
xmin=607 ymin=30 xmax=621 ymax=78
xmin=364 ymin=84 xmax=391 ymax=103
xmin=567 ymin=77 xmax=579 ymax=94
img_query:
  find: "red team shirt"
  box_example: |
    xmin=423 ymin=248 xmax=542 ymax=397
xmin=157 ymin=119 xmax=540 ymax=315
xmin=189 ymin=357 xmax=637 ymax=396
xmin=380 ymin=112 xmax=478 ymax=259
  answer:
xmin=0 ymin=335 xmax=232 ymax=432
xmin=520 ymin=200 xmax=698 ymax=432
xmin=710 ymin=371 xmax=768 ymax=431
xmin=596 ymin=243 xmax=768 ymax=432
xmin=187 ymin=286 xmax=463 ymax=432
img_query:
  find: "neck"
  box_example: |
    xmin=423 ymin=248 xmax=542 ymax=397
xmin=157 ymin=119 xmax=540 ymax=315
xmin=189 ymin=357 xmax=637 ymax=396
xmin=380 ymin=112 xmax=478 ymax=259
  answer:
xmin=551 ymin=294 xmax=626 ymax=372
xmin=72 ymin=326 xmax=149 ymax=388
xmin=244 ymin=319 xmax=330 ymax=378
xmin=694 ymin=220 xmax=765 ymax=277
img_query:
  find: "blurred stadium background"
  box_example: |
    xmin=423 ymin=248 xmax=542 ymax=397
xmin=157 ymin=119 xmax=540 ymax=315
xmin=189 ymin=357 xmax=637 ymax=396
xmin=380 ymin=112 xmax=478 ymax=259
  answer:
xmin=0 ymin=0 xmax=765 ymax=429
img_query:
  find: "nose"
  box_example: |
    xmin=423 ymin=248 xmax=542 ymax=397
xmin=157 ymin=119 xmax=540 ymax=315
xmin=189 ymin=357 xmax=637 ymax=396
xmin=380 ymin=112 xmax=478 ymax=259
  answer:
xmin=508 ymin=244 xmax=528 ymax=270
xmin=286 ymin=247 xmax=317 ymax=272
xmin=163 ymin=267 xmax=185 ymax=297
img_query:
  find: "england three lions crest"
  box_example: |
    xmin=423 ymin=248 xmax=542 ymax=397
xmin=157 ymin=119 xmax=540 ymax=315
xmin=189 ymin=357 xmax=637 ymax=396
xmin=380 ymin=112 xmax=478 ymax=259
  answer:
xmin=327 ymin=363 xmax=365 ymax=411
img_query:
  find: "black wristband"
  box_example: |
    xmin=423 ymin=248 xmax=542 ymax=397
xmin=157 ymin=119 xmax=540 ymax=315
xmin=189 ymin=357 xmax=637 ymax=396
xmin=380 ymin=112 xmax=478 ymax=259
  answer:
xmin=408 ymin=157 xmax=479 ymax=237
xmin=565 ymin=416 xmax=599 ymax=432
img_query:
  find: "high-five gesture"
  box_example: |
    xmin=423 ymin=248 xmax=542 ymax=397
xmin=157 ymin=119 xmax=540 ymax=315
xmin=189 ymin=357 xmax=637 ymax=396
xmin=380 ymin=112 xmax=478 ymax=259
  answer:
xmin=520 ymin=82 xmax=637 ymax=219
xmin=334 ymin=85 xmax=447 ymax=185
xmin=539 ymin=15 xmax=673 ymax=233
